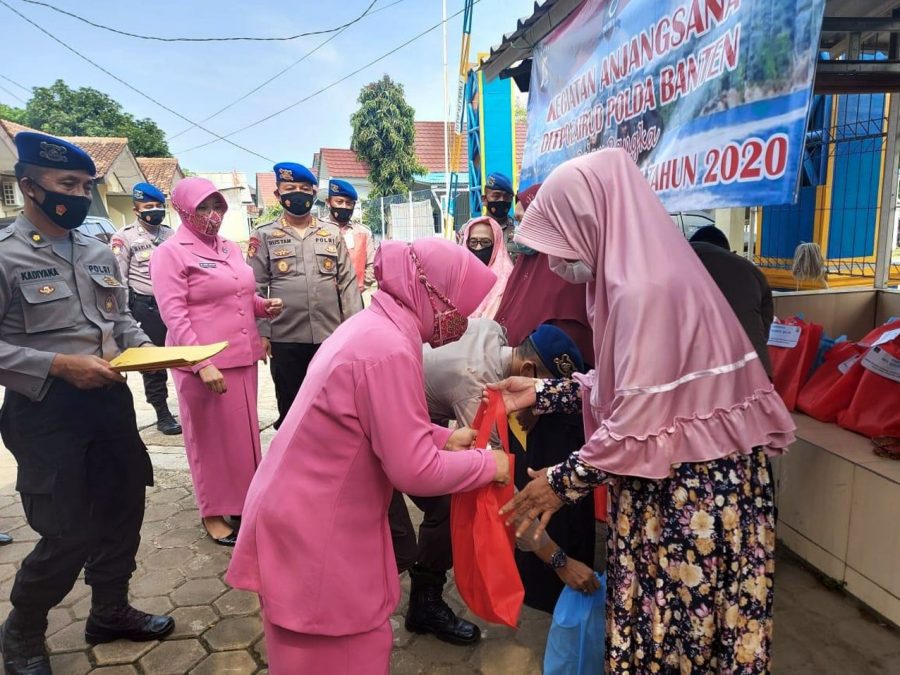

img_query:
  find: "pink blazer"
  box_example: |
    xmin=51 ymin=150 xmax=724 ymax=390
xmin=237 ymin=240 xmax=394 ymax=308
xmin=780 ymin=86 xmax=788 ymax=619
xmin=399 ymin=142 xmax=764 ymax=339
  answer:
xmin=226 ymin=291 xmax=497 ymax=636
xmin=151 ymin=226 xmax=268 ymax=372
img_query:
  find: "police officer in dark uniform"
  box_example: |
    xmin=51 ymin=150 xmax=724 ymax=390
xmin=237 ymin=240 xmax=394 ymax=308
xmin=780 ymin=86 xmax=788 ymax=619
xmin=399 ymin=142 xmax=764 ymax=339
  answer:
xmin=248 ymin=162 xmax=362 ymax=428
xmin=110 ymin=182 xmax=181 ymax=435
xmin=0 ymin=133 xmax=174 ymax=675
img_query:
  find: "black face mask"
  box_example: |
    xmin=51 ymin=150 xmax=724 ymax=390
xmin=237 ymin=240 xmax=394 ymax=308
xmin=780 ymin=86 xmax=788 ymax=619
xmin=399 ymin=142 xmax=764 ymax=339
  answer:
xmin=139 ymin=208 xmax=166 ymax=227
xmin=279 ymin=191 xmax=314 ymax=217
xmin=486 ymin=200 xmax=511 ymax=220
xmin=330 ymin=207 xmax=353 ymax=224
xmin=29 ymin=183 xmax=91 ymax=230
xmin=470 ymin=245 xmax=494 ymax=266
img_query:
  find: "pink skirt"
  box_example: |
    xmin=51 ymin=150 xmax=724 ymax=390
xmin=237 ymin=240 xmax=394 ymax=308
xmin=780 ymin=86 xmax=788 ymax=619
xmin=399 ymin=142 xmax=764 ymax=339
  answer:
xmin=173 ymin=364 xmax=262 ymax=517
xmin=263 ymin=615 xmax=391 ymax=675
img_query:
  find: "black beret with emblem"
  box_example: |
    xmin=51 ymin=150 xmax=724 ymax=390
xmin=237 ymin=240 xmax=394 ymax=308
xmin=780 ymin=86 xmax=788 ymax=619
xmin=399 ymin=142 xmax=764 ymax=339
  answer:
xmin=14 ymin=131 xmax=97 ymax=175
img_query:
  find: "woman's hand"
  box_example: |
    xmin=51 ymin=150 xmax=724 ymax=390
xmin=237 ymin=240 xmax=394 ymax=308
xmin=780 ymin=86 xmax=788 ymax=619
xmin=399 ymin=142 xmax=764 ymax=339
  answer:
xmin=485 ymin=376 xmax=538 ymax=414
xmin=491 ymin=449 xmax=510 ymax=485
xmin=557 ymin=558 xmax=601 ymax=594
xmin=500 ymin=467 xmax=563 ymax=539
xmin=199 ymin=365 xmax=227 ymax=394
xmin=444 ymin=427 xmax=477 ymax=451
xmin=265 ymin=298 xmax=284 ymax=318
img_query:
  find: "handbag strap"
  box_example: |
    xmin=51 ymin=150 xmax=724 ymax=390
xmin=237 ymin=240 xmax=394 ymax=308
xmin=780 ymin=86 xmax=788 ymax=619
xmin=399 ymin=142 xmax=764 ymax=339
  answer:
xmin=471 ymin=389 xmax=510 ymax=454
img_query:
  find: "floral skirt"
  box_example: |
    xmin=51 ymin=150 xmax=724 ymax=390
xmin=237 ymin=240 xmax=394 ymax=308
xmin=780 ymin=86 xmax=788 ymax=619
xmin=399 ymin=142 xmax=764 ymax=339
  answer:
xmin=605 ymin=449 xmax=775 ymax=674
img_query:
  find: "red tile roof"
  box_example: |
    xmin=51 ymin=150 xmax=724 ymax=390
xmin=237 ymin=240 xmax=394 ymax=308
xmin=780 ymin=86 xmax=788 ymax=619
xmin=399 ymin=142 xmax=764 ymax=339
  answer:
xmin=255 ymin=172 xmax=279 ymax=208
xmin=319 ymin=148 xmax=369 ymax=179
xmin=60 ymin=137 xmax=128 ymax=178
xmin=0 ymin=119 xmax=37 ymax=139
xmin=137 ymin=157 xmax=182 ymax=195
xmin=413 ymin=121 xmax=467 ymax=173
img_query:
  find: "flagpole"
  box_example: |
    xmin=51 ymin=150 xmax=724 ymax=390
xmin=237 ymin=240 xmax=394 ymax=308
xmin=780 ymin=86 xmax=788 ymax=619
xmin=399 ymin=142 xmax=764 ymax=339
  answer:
xmin=442 ymin=0 xmax=450 ymax=232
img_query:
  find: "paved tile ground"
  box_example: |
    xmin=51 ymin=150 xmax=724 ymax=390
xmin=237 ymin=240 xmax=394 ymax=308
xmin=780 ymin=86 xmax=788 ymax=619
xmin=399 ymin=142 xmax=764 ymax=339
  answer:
xmin=0 ymin=373 xmax=898 ymax=673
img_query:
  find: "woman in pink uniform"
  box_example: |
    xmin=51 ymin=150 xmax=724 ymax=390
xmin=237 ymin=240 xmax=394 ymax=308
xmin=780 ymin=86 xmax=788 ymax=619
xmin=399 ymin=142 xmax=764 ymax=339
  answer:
xmin=227 ymin=238 xmax=510 ymax=674
xmin=152 ymin=177 xmax=282 ymax=546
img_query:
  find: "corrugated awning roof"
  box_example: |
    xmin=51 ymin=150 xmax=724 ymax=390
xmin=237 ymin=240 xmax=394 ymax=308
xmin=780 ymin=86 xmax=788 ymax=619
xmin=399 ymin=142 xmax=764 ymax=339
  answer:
xmin=479 ymin=0 xmax=584 ymax=83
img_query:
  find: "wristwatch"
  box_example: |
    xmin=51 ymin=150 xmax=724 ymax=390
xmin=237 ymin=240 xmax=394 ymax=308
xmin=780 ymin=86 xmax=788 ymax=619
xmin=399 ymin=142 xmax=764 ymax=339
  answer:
xmin=548 ymin=548 xmax=568 ymax=569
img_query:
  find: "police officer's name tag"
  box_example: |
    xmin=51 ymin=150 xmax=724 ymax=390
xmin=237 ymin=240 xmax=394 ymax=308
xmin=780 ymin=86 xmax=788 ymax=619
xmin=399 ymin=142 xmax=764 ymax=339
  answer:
xmin=767 ymin=323 xmax=802 ymax=349
xmin=861 ymin=347 xmax=900 ymax=383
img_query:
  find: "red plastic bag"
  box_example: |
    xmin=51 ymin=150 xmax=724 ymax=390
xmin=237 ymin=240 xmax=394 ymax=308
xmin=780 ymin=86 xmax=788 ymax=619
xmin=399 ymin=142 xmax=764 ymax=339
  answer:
xmin=858 ymin=318 xmax=900 ymax=348
xmin=838 ymin=337 xmax=900 ymax=438
xmin=450 ymin=390 xmax=524 ymax=628
xmin=796 ymin=342 xmax=865 ymax=422
xmin=593 ymin=487 xmax=607 ymax=523
xmin=768 ymin=317 xmax=824 ymax=410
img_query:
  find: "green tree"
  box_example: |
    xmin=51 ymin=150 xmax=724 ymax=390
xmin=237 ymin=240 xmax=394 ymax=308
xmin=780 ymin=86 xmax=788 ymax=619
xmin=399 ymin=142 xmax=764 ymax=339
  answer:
xmin=21 ymin=80 xmax=170 ymax=157
xmin=0 ymin=103 xmax=24 ymax=123
xmin=350 ymin=75 xmax=425 ymax=199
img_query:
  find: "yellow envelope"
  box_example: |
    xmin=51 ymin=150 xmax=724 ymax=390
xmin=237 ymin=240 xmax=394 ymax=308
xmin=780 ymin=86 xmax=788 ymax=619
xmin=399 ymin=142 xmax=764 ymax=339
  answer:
xmin=109 ymin=342 xmax=229 ymax=372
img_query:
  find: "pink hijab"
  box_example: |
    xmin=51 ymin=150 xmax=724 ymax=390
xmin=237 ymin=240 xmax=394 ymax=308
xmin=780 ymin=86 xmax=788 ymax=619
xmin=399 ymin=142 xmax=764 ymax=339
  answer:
xmin=516 ymin=149 xmax=795 ymax=478
xmin=375 ymin=238 xmax=496 ymax=342
xmin=458 ymin=216 xmax=514 ymax=319
xmin=171 ymin=177 xmax=228 ymax=238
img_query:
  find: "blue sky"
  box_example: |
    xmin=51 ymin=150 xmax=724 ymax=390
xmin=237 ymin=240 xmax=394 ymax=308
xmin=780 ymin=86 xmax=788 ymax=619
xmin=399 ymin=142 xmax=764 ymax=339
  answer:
xmin=0 ymin=0 xmax=535 ymax=176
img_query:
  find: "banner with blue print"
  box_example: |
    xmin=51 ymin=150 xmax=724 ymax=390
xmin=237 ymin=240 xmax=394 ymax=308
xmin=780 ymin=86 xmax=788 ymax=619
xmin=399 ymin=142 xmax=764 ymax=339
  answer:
xmin=519 ymin=0 xmax=826 ymax=210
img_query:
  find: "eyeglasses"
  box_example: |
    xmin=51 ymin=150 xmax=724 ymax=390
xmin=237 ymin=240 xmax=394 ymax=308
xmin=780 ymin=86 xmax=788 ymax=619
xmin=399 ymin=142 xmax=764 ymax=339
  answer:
xmin=467 ymin=238 xmax=493 ymax=250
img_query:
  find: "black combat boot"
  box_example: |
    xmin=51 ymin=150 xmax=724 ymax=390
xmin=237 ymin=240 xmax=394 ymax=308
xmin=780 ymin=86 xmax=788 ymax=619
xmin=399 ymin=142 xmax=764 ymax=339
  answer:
xmin=154 ymin=404 xmax=182 ymax=436
xmin=0 ymin=608 xmax=51 ymax=675
xmin=85 ymin=601 xmax=174 ymax=645
xmin=405 ymin=565 xmax=481 ymax=646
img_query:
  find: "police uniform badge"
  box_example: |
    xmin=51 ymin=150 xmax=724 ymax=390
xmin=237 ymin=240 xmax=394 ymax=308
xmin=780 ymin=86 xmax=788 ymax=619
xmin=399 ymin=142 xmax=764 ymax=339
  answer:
xmin=39 ymin=141 xmax=68 ymax=164
xmin=105 ymin=296 xmax=115 ymax=312
xmin=554 ymin=354 xmax=577 ymax=378
xmin=279 ymin=168 xmax=294 ymax=181
xmin=103 ymin=275 xmax=121 ymax=287
xmin=270 ymin=228 xmax=286 ymax=237
xmin=277 ymin=260 xmax=289 ymax=273
xmin=316 ymin=228 xmax=331 ymax=237
xmin=112 ymin=245 xmax=122 ymax=255
xmin=139 ymin=250 xmax=151 ymax=261
xmin=38 ymin=285 xmax=54 ymax=295
xmin=326 ymin=244 xmax=337 ymax=254
xmin=323 ymin=258 xmax=334 ymax=271
xmin=248 ymin=237 xmax=259 ymax=258
xmin=273 ymin=248 xmax=291 ymax=257
xmin=31 ymin=233 xmax=42 ymax=242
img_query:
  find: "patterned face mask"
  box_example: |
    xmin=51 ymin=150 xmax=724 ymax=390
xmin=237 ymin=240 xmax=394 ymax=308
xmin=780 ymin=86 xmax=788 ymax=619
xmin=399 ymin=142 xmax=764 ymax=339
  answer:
xmin=409 ymin=246 xmax=468 ymax=348
xmin=187 ymin=209 xmax=223 ymax=236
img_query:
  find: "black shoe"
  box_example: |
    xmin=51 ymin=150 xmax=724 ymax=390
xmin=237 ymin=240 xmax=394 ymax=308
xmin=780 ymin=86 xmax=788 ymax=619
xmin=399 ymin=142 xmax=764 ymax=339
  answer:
xmin=84 ymin=605 xmax=174 ymax=645
xmin=156 ymin=414 xmax=182 ymax=436
xmin=0 ymin=533 xmax=12 ymax=546
xmin=405 ymin=569 xmax=481 ymax=646
xmin=1 ymin=619 xmax=50 ymax=675
xmin=202 ymin=523 xmax=237 ymax=547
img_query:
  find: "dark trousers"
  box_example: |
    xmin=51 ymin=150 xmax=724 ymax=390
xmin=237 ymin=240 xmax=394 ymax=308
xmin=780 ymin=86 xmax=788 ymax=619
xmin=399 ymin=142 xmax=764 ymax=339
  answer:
xmin=389 ymin=491 xmax=452 ymax=575
xmin=0 ymin=381 xmax=153 ymax=617
xmin=270 ymin=342 xmax=321 ymax=429
xmin=130 ymin=293 xmax=168 ymax=409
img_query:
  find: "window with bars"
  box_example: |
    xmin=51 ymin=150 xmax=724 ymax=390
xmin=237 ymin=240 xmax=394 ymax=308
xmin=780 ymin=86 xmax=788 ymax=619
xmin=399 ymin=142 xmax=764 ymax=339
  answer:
xmin=2 ymin=182 xmax=20 ymax=207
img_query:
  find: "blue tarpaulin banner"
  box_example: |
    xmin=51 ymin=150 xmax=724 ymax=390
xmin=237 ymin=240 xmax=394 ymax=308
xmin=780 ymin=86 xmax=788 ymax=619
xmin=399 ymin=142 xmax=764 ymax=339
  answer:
xmin=520 ymin=0 xmax=826 ymax=209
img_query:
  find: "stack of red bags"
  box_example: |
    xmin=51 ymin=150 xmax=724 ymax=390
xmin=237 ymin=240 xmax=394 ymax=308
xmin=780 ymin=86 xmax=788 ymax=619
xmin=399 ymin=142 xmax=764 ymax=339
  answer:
xmin=796 ymin=319 xmax=900 ymax=438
